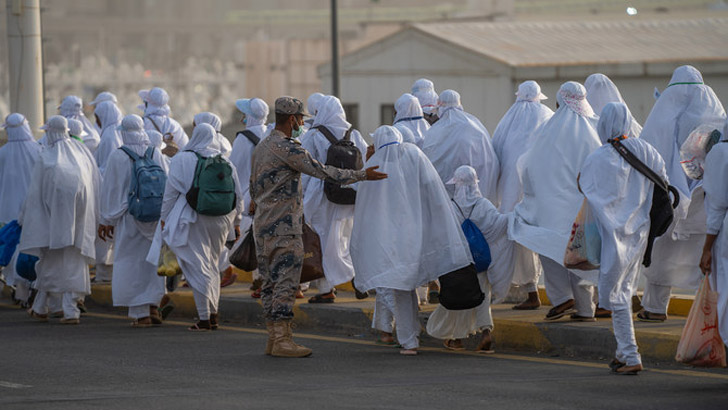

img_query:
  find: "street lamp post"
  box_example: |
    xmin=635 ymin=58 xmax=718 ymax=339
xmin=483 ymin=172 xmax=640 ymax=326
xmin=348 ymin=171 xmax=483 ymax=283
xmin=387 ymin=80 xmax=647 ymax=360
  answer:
xmin=330 ymin=0 xmax=340 ymax=98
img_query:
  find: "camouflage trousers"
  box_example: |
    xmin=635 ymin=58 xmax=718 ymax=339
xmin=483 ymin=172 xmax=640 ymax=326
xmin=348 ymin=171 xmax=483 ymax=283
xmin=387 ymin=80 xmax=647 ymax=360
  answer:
xmin=255 ymin=234 xmax=304 ymax=321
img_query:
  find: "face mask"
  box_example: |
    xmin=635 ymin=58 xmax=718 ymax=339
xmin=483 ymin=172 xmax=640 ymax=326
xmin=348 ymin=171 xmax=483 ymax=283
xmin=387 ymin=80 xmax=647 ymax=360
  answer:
xmin=242 ymin=117 xmax=247 ymax=125
xmin=291 ymin=121 xmax=303 ymax=139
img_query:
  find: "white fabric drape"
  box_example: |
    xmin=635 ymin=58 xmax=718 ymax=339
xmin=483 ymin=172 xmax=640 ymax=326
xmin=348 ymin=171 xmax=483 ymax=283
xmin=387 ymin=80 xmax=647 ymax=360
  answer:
xmin=0 ymin=114 xmax=41 ymax=224
xmin=350 ymin=126 xmax=473 ymax=292
xmin=194 ymin=112 xmax=232 ymax=157
xmin=509 ymin=81 xmax=601 ymax=263
xmin=18 ymin=116 xmax=99 ymax=295
xmin=301 ymin=96 xmax=367 ymax=287
xmin=422 ymin=89 xmax=499 ymax=202
xmin=393 ymin=93 xmax=430 ymax=147
xmin=580 ymin=103 xmax=668 ymax=310
xmin=584 ymin=73 xmax=642 ymax=138
xmin=100 ymin=114 xmax=167 ymax=310
xmin=411 ymin=78 xmax=439 ymax=116
xmin=93 ymin=101 xmax=124 ymax=173
xmin=703 ymin=132 xmax=728 ymax=346
xmin=140 ymin=87 xmax=189 ymax=149
xmin=59 ymin=95 xmax=101 ymax=153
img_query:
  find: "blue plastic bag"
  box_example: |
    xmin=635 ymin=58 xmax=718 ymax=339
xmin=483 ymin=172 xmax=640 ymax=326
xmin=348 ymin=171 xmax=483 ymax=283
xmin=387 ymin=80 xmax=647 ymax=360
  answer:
xmin=0 ymin=220 xmax=22 ymax=266
xmin=15 ymin=253 xmax=39 ymax=281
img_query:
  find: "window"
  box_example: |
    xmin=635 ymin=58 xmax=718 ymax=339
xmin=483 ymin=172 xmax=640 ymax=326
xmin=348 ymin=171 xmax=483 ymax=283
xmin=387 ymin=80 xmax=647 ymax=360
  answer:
xmin=380 ymin=104 xmax=395 ymax=126
xmin=343 ymin=103 xmax=359 ymax=130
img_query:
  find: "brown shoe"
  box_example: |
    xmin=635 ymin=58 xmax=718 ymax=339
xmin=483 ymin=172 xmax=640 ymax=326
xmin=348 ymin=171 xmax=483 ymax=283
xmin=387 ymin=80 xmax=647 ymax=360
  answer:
xmin=613 ymin=363 xmax=643 ymax=375
xmin=270 ymin=320 xmax=312 ymax=358
xmin=544 ymin=299 xmax=575 ymax=321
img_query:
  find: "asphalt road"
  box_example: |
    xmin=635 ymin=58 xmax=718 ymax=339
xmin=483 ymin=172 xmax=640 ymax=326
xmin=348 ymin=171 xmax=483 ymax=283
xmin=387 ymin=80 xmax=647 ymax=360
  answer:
xmin=0 ymin=304 xmax=726 ymax=410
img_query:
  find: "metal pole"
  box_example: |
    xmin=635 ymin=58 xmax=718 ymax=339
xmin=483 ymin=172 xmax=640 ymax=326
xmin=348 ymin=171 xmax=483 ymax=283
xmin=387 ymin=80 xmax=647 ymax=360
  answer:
xmin=330 ymin=0 xmax=340 ymax=98
xmin=6 ymin=0 xmax=45 ymax=139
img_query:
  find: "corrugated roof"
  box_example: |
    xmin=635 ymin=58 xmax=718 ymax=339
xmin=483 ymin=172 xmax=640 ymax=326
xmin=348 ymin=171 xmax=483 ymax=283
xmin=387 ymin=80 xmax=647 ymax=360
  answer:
xmin=412 ymin=18 xmax=728 ymax=67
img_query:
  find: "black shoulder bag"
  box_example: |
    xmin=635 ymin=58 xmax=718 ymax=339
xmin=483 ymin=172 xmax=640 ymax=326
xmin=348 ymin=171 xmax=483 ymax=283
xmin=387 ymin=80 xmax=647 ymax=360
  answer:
xmin=608 ymin=137 xmax=680 ymax=267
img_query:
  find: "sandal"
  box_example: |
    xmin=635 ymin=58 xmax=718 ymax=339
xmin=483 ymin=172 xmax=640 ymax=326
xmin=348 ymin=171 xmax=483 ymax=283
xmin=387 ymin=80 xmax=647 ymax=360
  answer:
xmin=613 ymin=363 xmax=643 ymax=375
xmin=476 ymin=332 xmax=495 ymax=354
xmin=595 ymin=306 xmax=612 ymax=318
xmin=158 ymin=303 xmax=175 ymax=320
xmin=210 ymin=313 xmax=219 ymax=330
xmin=443 ymin=339 xmax=465 ymax=351
xmin=149 ymin=307 xmax=163 ymax=326
xmin=308 ymin=291 xmax=335 ymax=304
xmin=189 ymin=320 xmax=212 ymax=332
xmin=27 ymin=309 xmax=49 ymax=322
xmin=608 ymin=358 xmax=626 ymax=371
xmin=636 ymin=310 xmax=666 ymax=323
xmin=544 ymin=299 xmax=575 ymax=321
xmin=570 ymin=313 xmax=596 ymax=322
xmin=400 ymin=348 xmax=418 ymax=356
xmin=131 ymin=317 xmax=153 ymax=328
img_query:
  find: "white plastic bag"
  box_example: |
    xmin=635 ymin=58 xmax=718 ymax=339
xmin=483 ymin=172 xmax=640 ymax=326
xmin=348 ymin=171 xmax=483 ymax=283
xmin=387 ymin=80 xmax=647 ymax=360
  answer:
xmin=675 ymin=274 xmax=727 ymax=368
xmin=679 ymin=125 xmax=722 ymax=180
xmin=564 ymin=199 xmax=601 ymax=270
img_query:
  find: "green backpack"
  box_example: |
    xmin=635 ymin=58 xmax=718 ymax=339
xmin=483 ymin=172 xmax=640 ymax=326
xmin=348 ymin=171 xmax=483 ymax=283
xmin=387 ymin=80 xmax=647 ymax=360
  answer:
xmin=185 ymin=151 xmax=236 ymax=216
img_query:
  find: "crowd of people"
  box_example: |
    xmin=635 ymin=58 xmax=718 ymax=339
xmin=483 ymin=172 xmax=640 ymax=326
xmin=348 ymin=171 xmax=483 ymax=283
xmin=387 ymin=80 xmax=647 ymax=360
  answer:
xmin=0 ymin=65 xmax=727 ymax=373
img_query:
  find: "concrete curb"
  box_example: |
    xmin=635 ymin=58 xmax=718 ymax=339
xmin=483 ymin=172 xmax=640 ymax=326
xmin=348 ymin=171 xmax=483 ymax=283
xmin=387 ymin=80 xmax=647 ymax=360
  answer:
xmin=86 ymin=284 xmax=686 ymax=364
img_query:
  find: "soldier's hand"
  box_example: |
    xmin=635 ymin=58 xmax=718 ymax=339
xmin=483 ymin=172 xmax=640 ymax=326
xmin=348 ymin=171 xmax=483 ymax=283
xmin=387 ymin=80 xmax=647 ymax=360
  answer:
xmin=365 ymin=166 xmax=387 ymax=181
xmin=366 ymin=145 xmax=375 ymax=161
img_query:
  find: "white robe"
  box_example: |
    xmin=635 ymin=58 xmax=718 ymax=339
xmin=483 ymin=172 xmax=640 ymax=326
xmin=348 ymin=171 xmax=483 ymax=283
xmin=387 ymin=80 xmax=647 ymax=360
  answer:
xmin=509 ymin=101 xmax=600 ymax=263
xmin=301 ymin=119 xmax=367 ymax=288
xmin=422 ymin=107 xmax=499 ymax=202
xmin=143 ymin=115 xmax=189 ymax=150
xmin=160 ymin=151 xmax=243 ymax=301
xmin=229 ymin=124 xmax=268 ymax=232
xmin=101 ymin=145 xmax=168 ymax=308
xmin=639 ymin=66 xmax=726 ymax=289
xmin=350 ymin=137 xmax=472 ymax=292
xmin=427 ymin=196 xmax=514 ymax=340
xmin=703 ymin=140 xmax=728 ymax=346
xmin=580 ymin=138 xmax=667 ymax=310
xmin=18 ymin=137 xmax=99 ymax=295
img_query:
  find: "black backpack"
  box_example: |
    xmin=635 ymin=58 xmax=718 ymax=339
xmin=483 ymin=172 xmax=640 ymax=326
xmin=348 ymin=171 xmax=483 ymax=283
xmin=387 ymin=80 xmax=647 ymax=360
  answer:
xmin=609 ymin=137 xmax=680 ymax=267
xmin=315 ymin=125 xmax=363 ymax=205
xmin=237 ymin=130 xmax=260 ymax=146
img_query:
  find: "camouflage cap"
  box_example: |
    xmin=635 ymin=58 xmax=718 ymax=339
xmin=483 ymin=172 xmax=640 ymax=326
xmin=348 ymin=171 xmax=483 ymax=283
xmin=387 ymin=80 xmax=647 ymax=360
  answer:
xmin=274 ymin=96 xmax=310 ymax=116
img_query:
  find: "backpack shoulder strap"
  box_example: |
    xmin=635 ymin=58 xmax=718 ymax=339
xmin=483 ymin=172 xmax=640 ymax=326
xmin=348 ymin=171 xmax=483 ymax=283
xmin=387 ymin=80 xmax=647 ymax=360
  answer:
xmin=451 ymin=198 xmax=466 ymax=219
xmin=120 ymin=146 xmax=141 ymax=161
xmin=143 ymin=146 xmax=156 ymax=160
xmin=145 ymin=116 xmax=163 ymax=134
xmin=315 ymin=125 xmax=338 ymax=145
xmin=343 ymin=126 xmax=354 ymax=142
xmin=238 ymin=130 xmax=260 ymax=146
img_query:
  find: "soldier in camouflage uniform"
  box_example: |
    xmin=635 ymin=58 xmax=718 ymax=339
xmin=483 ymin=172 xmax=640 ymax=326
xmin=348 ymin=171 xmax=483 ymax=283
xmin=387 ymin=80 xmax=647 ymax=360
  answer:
xmin=250 ymin=96 xmax=386 ymax=357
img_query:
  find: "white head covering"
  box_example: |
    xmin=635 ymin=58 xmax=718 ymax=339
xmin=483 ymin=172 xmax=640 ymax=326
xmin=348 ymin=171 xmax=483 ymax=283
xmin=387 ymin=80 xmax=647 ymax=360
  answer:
xmin=446 ymin=165 xmax=482 ymax=210
xmin=40 ymin=115 xmax=70 ymax=145
xmin=422 ymin=89 xmax=499 ymax=201
xmin=139 ymin=87 xmax=171 ymax=117
xmin=2 ymin=113 xmax=34 ymax=142
xmin=89 ymin=91 xmax=118 ymax=106
xmin=557 ymin=81 xmax=595 ymax=118
xmin=67 ymin=119 xmax=88 ymax=139
xmin=597 ymin=102 xmax=634 ymax=144
xmin=584 ymin=74 xmax=624 ymax=115
xmin=146 ymin=129 xmax=165 ymax=150
xmin=640 ymin=65 xmax=726 ymax=219
xmin=185 ymin=123 xmax=219 ymax=157
xmin=411 ymin=78 xmax=439 ymax=116
xmin=307 ymin=93 xmax=325 ymax=117
xmin=312 ymin=95 xmax=351 ymax=136
xmin=94 ymin=101 xmax=123 ymax=133
xmin=509 ymin=81 xmax=601 ymax=263
xmin=195 ymin=112 xmax=232 ymax=157
xmin=0 ymin=113 xmax=41 ymax=224
xmin=394 ymin=124 xmax=416 ymax=144
xmin=516 ymin=81 xmax=548 ymax=102
xmin=492 ymin=80 xmax=554 ymax=211
xmin=235 ymin=98 xmax=269 ymax=127
xmin=118 ymin=114 xmax=150 ymax=146
xmin=351 ymin=125 xmax=472 ymax=292
xmin=58 ymin=95 xmax=100 ymax=151
xmin=393 ymin=93 xmax=429 ymax=146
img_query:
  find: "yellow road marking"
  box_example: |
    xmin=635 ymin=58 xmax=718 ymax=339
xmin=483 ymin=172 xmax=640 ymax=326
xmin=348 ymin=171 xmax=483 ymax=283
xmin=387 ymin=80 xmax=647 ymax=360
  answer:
xmin=3 ymin=303 xmax=727 ymax=380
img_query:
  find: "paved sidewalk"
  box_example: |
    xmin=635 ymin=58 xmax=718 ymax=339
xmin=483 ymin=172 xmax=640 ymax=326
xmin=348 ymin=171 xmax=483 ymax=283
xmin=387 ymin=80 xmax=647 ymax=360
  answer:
xmin=85 ymin=282 xmax=689 ymax=363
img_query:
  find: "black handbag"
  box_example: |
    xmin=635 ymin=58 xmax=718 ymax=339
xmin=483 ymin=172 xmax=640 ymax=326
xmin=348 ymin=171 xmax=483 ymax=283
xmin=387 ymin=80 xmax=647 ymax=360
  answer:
xmin=438 ymin=264 xmax=485 ymax=310
xmin=609 ymin=137 xmax=680 ymax=267
xmin=229 ymin=228 xmax=257 ymax=271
